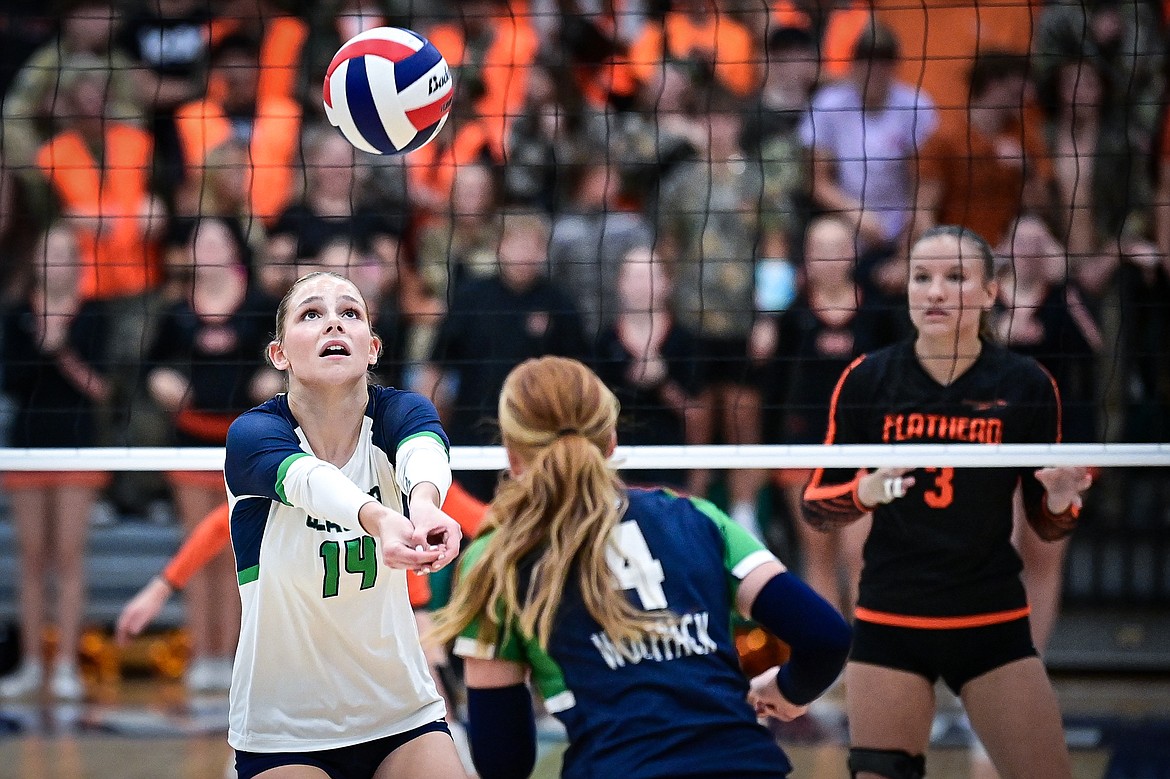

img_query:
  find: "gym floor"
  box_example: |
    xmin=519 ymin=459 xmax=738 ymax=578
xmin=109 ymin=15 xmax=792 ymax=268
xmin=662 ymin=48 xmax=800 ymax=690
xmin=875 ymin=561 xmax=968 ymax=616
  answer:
xmin=1 ymin=670 xmax=1166 ymax=778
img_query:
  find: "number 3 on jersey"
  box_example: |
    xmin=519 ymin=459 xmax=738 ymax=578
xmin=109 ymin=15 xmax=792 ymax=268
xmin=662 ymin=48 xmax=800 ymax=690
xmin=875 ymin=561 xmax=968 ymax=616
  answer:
xmin=923 ymin=467 xmax=954 ymax=509
xmin=606 ymin=521 xmax=668 ymax=610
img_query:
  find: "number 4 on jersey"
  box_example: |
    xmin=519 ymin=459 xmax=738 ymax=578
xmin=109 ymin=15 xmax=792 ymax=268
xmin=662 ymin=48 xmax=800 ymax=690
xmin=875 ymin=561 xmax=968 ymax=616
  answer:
xmin=606 ymin=521 xmax=668 ymax=610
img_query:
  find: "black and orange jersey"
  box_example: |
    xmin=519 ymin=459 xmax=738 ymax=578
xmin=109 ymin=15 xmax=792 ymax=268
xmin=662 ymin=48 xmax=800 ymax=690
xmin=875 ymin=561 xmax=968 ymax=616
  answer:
xmin=803 ymin=339 xmax=1079 ymax=625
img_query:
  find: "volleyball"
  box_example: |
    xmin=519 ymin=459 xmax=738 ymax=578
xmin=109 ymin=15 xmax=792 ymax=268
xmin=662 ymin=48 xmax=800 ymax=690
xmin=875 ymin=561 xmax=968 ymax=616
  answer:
xmin=322 ymin=27 xmax=452 ymax=156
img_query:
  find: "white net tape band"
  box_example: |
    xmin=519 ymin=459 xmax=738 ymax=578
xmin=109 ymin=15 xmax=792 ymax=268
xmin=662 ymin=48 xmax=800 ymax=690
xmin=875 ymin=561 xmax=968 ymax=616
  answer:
xmin=0 ymin=444 xmax=1166 ymax=472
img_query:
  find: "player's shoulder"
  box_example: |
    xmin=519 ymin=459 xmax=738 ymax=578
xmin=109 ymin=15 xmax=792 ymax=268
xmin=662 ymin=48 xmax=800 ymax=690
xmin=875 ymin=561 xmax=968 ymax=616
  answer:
xmin=982 ymin=342 xmax=1054 ymax=388
xmin=368 ymin=384 xmax=441 ymax=419
xmin=625 ymin=487 xmax=725 ymax=535
xmin=840 ymin=340 xmax=908 ymax=384
xmin=229 ymin=395 xmax=294 ymax=436
xmin=369 ymin=383 xmax=423 ymax=405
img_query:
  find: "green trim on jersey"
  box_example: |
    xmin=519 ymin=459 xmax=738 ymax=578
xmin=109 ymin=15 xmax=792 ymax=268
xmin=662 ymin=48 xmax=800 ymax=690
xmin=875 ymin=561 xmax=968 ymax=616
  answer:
xmin=684 ymin=495 xmax=769 ymax=599
xmin=275 ymin=452 xmax=311 ymax=504
xmin=455 ymin=532 xmax=571 ymax=702
xmin=238 ymin=564 xmax=260 ymax=585
xmin=397 ymin=430 xmax=450 ymax=458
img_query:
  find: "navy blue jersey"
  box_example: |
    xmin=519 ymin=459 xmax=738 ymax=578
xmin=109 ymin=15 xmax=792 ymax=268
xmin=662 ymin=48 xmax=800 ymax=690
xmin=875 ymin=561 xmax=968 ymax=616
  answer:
xmin=455 ymin=488 xmax=789 ymax=779
xmin=803 ymin=339 xmax=1073 ymax=624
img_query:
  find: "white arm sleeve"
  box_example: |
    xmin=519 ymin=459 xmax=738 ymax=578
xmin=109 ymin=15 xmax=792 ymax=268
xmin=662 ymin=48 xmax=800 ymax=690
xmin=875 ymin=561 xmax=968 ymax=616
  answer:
xmin=282 ymin=455 xmax=378 ymax=525
xmin=396 ymin=434 xmax=452 ymax=506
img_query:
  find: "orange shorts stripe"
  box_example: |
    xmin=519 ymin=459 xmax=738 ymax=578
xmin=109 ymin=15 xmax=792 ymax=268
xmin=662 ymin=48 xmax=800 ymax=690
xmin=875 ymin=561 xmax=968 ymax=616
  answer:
xmin=854 ymin=605 xmax=1031 ymax=630
xmin=175 ymin=409 xmax=237 ymax=443
xmin=166 ymin=470 xmax=227 ymax=490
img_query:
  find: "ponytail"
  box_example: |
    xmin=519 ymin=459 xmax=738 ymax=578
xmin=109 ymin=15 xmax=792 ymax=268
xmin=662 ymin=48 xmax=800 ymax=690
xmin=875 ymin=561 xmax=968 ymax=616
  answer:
xmin=431 ymin=358 xmax=666 ymax=651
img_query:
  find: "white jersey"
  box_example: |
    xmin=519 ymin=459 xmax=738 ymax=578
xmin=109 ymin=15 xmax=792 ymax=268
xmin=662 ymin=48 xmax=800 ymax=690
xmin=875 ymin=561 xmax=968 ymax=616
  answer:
xmin=223 ymin=386 xmax=449 ymax=752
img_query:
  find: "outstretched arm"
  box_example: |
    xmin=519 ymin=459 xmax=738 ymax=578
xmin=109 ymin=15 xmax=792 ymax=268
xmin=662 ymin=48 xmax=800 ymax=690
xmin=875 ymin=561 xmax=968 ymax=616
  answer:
xmin=115 ymin=503 xmax=232 ymax=645
xmin=739 ymin=561 xmax=852 ymax=719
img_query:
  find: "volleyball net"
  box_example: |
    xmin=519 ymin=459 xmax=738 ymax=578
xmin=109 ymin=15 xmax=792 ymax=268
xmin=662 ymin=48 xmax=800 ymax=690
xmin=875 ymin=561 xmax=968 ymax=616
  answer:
xmin=1 ymin=2 xmax=1169 ymax=651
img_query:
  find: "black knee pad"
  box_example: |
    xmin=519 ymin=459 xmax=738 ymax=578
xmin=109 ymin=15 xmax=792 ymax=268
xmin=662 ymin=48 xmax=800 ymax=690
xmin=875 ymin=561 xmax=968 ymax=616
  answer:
xmin=848 ymin=747 xmax=926 ymax=779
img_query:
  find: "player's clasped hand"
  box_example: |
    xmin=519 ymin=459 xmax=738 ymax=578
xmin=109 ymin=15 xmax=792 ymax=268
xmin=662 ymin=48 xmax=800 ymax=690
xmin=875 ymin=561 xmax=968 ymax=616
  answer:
xmin=1034 ymin=466 xmax=1093 ymax=514
xmin=361 ymin=502 xmax=456 ymax=573
xmin=857 ymin=467 xmax=918 ymax=508
xmin=405 ymin=499 xmax=463 ymax=574
xmin=747 ymin=667 xmax=809 ymax=722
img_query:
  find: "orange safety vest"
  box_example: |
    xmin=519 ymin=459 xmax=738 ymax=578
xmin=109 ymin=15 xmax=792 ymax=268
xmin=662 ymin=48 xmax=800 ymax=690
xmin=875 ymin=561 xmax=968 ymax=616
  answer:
xmin=36 ymin=124 xmax=160 ymax=300
xmin=207 ymin=15 xmax=308 ymax=105
xmin=174 ymin=95 xmax=302 ymax=226
xmin=773 ymin=0 xmax=872 ymax=80
xmin=627 ymin=11 xmax=760 ymax=97
xmin=426 ymin=9 xmax=539 ymax=156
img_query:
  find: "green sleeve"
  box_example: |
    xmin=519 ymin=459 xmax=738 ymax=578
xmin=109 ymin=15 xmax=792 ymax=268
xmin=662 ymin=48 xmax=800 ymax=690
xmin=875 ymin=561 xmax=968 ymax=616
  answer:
xmin=450 ymin=535 xmax=575 ymax=709
xmin=685 ymin=495 xmax=779 ymax=602
xmin=452 ymin=534 xmax=528 ymax=663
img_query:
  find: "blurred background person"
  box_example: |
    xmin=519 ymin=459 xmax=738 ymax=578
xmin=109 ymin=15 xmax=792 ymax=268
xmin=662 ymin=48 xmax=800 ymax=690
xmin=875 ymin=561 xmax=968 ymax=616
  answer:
xmin=592 ymin=246 xmax=704 ymax=491
xmin=35 ymin=54 xmax=168 ymax=519
xmin=266 ymin=125 xmax=408 ymax=296
xmin=0 ymin=226 xmax=110 ymax=700
xmin=2 ymin=0 xmax=142 ymax=210
xmin=116 ymin=0 xmax=214 ymax=207
xmin=144 ymin=218 xmax=280 ymax=691
xmin=913 ymin=51 xmax=1053 ymax=252
xmin=175 ymin=32 xmax=302 ymax=229
xmin=656 ymin=81 xmax=776 ymax=539
xmin=420 ymin=209 xmax=589 ymax=501
xmin=800 ymin=22 xmax=937 ymax=295
xmin=548 ymin=158 xmax=653 ymax=341
xmin=415 ymin=161 xmax=500 ymax=308
xmin=769 ymin=216 xmax=906 ymax=614
xmin=994 ymin=216 xmax=1102 ymax=656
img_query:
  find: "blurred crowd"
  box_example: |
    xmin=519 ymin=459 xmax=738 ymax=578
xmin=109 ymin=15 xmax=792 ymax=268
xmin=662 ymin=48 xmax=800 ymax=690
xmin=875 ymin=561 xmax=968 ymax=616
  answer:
xmin=0 ymin=0 xmax=1168 ymax=523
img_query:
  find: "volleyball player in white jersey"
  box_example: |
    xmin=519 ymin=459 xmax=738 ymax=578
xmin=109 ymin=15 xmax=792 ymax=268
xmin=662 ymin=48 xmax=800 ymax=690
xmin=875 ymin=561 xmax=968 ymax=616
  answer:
xmin=223 ymin=271 xmax=466 ymax=779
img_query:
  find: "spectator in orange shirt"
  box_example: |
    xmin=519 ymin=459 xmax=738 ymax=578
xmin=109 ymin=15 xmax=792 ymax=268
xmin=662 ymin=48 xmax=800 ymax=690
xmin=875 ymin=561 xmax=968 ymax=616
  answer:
xmin=175 ymin=33 xmax=302 ymax=227
xmin=37 ymin=58 xmax=166 ymax=305
xmin=913 ymin=51 xmax=1054 ymax=249
xmin=36 ymin=56 xmax=169 ymax=479
xmin=425 ymin=0 xmax=539 ymax=159
xmin=206 ymin=0 xmax=309 ymax=107
xmin=627 ymin=0 xmax=760 ymax=99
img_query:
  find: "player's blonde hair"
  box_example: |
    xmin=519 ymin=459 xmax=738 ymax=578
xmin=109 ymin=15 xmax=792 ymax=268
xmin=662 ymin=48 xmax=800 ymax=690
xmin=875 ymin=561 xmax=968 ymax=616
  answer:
xmin=432 ymin=357 xmax=662 ymax=651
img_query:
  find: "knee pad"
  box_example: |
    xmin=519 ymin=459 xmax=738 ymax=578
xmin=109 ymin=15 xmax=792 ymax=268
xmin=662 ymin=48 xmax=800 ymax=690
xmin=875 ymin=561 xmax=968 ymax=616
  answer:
xmin=848 ymin=747 xmax=926 ymax=779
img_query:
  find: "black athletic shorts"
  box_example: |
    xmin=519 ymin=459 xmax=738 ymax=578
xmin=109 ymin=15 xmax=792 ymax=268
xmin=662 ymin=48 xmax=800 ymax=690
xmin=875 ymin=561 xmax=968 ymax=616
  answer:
xmin=849 ymin=617 xmax=1037 ymax=695
xmin=699 ymin=337 xmax=769 ymax=389
xmin=235 ymin=719 xmax=452 ymax=779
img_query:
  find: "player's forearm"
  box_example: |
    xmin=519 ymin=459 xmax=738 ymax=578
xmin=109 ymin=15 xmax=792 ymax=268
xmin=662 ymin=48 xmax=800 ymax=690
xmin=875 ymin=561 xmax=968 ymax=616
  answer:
xmin=750 ymin=572 xmax=851 ymax=705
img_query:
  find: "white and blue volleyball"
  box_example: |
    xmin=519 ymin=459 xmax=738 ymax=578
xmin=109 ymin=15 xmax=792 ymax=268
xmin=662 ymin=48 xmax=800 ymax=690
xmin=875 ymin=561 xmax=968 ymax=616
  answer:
xmin=323 ymin=27 xmax=452 ymax=156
